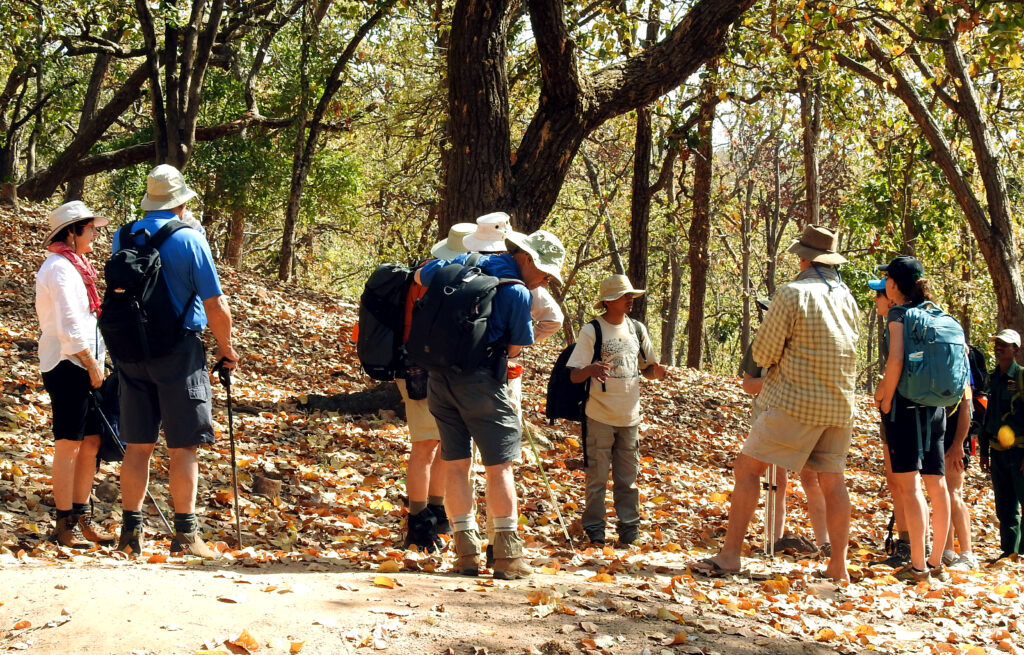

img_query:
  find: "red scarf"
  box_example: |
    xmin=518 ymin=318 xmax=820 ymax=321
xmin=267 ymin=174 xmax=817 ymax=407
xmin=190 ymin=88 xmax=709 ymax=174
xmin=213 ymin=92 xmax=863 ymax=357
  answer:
xmin=47 ymin=242 xmax=101 ymax=315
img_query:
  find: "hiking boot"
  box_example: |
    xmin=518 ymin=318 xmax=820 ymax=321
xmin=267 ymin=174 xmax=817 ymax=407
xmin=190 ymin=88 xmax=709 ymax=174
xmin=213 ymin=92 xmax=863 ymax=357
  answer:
xmin=452 ymin=529 xmax=481 ymax=576
xmin=948 ymin=552 xmax=977 ymax=571
xmin=870 ymin=538 xmax=911 ymax=568
xmin=77 ymin=514 xmax=116 ymax=545
xmin=492 ymin=531 xmax=532 ymax=580
xmin=170 ymin=530 xmax=219 ymax=560
xmin=49 ymin=515 xmax=90 ymax=549
xmin=403 ymin=508 xmax=441 ymax=553
xmin=773 ymin=533 xmax=818 ymax=555
xmin=894 ymin=565 xmax=929 ymax=583
xmin=485 ymin=544 xmax=495 ymax=569
xmin=117 ymin=526 xmax=143 ymax=556
xmin=617 ymin=525 xmax=642 ymax=548
xmin=584 ymin=527 xmax=606 ymax=547
xmin=428 ymin=504 xmax=451 ymax=535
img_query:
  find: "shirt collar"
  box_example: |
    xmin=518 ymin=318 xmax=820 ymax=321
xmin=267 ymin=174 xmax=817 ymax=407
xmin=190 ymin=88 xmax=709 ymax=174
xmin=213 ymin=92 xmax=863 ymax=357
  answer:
xmin=144 ymin=210 xmax=177 ymax=220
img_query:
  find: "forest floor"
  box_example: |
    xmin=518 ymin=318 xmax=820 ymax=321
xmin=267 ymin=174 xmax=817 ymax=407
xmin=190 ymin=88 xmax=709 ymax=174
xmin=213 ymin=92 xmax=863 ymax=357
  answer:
xmin=1 ymin=202 xmax=1021 ymax=655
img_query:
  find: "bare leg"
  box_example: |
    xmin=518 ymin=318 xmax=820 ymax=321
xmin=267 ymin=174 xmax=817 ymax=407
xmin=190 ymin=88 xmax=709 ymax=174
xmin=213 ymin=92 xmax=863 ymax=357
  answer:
xmin=120 ymin=443 xmax=155 ymax=512
xmin=890 ymin=471 xmax=927 ymax=570
xmin=922 ymin=474 xmax=950 ymax=568
xmin=53 ymin=439 xmax=83 ymax=510
xmin=945 ymin=464 xmax=971 ymax=554
xmin=710 ymin=453 xmax=769 ymax=570
xmin=427 ymin=448 xmax=446 ymax=498
xmin=72 ymin=435 xmax=101 ymax=505
xmin=168 ymin=446 xmax=199 ymax=514
xmin=883 ymin=447 xmax=909 ymax=538
xmin=484 ymin=461 xmax=516 ymax=519
xmin=444 ymin=458 xmax=474 ymax=517
xmin=818 ymin=471 xmax=850 ymax=582
xmin=800 ymin=469 xmax=829 ymax=546
xmin=407 ymin=439 xmax=440 ymax=505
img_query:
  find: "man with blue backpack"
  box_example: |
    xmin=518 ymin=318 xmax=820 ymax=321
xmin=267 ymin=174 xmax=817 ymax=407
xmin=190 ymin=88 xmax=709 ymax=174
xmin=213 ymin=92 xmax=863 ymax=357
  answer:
xmin=873 ymin=255 xmax=968 ymax=582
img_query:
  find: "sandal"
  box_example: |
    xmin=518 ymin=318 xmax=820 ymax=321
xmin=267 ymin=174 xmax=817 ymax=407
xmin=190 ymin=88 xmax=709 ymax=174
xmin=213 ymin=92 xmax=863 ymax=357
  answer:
xmin=689 ymin=558 xmax=742 ymax=578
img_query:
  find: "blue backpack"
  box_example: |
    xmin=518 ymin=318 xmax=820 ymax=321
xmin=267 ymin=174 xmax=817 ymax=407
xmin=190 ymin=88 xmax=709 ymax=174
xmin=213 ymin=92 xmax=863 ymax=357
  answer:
xmin=897 ymin=301 xmax=968 ymax=407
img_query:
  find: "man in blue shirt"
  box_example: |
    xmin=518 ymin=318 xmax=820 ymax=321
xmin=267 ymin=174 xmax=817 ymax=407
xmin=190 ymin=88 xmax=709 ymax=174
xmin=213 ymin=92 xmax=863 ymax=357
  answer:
xmin=114 ymin=164 xmax=239 ymax=559
xmin=414 ymin=228 xmax=564 ymax=579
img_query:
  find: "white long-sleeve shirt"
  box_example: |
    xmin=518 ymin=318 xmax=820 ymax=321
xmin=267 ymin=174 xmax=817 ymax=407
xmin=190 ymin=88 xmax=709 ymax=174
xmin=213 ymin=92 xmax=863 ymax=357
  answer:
xmin=35 ymin=253 xmax=105 ymax=373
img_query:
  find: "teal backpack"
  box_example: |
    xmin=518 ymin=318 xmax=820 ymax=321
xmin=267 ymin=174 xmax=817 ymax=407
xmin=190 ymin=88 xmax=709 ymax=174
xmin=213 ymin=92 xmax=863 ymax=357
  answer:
xmin=897 ymin=301 xmax=968 ymax=407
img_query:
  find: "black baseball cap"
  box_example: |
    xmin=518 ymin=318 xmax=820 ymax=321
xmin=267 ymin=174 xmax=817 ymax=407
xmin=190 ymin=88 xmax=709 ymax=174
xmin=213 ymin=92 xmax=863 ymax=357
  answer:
xmin=877 ymin=255 xmax=923 ymax=289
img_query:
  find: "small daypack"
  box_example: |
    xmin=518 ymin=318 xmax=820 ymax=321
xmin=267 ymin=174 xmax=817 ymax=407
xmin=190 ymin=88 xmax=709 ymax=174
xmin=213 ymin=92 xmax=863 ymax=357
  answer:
xmin=99 ymin=220 xmax=196 ymax=363
xmin=406 ymin=254 xmax=523 ymax=375
xmin=92 ymin=373 xmax=125 ymax=463
xmin=356 ymin=263 xmax=415 ymax=381
xmin=897 ymin=301 xmax=969 ymax=407
xmin=545 ymin=318 xmax=647 ymax=424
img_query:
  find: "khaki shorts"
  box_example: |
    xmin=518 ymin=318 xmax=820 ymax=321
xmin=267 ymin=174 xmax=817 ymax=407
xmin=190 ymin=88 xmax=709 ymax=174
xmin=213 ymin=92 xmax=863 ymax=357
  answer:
xmin=741 ymin=406 xmax=851 ymax=473
xmin=396 ymin=378 xmax=440 ymax=443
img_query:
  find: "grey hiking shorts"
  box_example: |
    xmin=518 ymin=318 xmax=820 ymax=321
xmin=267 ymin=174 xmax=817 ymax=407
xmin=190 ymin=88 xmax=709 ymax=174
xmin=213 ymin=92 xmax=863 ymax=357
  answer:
xmin=117 ymin=332 xmax=215 ymax=449
xmin=427 ymin=367 xmax=521 ymax=466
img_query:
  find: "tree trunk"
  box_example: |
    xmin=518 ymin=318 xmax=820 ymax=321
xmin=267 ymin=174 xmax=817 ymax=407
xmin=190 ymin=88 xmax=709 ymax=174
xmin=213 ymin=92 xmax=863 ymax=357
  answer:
xmin=739 ymin=178 xmax=754 ymax=355
xmin=796 ymin=69 xmax=820 ymax=226
xmin=628 ymin=105 xmax=653 ymax=322
xmin=662 ymin=247 xmax=683 ymax=365
xmin=65 ymin=32 xmax=120 ymax=201
xmin=684 ymin=64 xmax=717 ymax=368
xmin=581 ymin=153 xmax=625 ymax=274
xmin=225 ymin=206 xmax=246 ymax=268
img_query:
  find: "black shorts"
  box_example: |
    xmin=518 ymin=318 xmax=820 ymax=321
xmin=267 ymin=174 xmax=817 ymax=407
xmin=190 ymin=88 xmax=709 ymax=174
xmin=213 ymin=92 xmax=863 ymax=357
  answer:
xmin=881 ymin=394 xmax=946 ymax=476
xmin=41 ymin=359 xmax=102 ymax=441
xmin=117 ymin=332 xmax=214 ymax=449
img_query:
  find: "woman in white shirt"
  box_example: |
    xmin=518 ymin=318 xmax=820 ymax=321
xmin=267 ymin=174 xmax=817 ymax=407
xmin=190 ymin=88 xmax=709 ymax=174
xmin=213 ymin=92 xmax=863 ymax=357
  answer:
xmin=36 ymin=201 xmax=116 ymax=548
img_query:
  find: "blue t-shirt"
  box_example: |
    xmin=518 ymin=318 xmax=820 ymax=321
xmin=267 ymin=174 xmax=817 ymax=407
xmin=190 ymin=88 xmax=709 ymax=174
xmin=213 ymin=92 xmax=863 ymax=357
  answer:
xmin=418 ymin=253 xmax=534 ymax=346
xmin=111 ymin=211 xmax=223 ymax=331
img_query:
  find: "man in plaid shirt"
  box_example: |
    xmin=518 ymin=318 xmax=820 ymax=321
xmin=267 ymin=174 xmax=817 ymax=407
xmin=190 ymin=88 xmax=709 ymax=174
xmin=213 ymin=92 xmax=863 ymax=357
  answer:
xmin=692 ymin=225 xmax=860 ymax=583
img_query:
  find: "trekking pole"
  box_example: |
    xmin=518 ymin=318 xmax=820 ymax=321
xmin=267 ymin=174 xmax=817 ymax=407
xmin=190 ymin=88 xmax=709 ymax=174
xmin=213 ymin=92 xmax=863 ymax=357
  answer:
xmin=89 ymin=390 xmax=173 ymax=536
xmin=213 ymin=358 xmax=242 ymax=548
xmin=522 ymin=420 xmax=574 ymax=548
xmin=762 ymin=463 xmax=777 ymax=557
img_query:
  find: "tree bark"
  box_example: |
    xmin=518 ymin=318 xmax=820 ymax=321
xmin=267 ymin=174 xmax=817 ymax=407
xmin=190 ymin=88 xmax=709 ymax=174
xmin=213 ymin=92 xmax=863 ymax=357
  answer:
xmin=796 ymin=68 xmax=820 ymax=226
xmin=685 ymin=65 xmax=718 ymax=368
xmin=628 ymin=105 xmax=653 ymax=322
xmin=66 ymin=30 xmax=121 ymax=201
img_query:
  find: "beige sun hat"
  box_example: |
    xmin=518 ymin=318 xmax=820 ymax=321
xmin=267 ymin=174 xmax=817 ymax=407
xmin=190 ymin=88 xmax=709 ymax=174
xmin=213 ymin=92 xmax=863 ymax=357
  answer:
xmin=990 ymin=329 xmax=1022 ymax=348
xmin=785 ymin=224 xmax=847 ymax=265
xmin=593 ymin=274 xmax=645 ymax=310
xmin=43 ymin=201 xmax=109 ymax=245
xmin=463 ymin=212 xmax=511 ymax=252
xmin=504 ymin=229 xmax=565 ymax=284
xmin=431 ymin=223 xmax=476 ymax=260
xmin=140 ymin=164 xmax=198 ymax=211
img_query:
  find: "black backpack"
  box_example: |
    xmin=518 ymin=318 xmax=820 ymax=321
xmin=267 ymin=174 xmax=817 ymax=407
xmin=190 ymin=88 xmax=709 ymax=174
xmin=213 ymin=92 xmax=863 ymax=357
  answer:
xmin=545 ymin=318 xmax=647 ymax=424
xmin=356 ymin=263 xmax=415 ymax=381
xmin=967 ymin=344 xmax=989 ymax=432
xmin=92 ymin=373 xmax=125 ymax=463
xmin=98 ymin=220 xmax=196 ymax=363
xmin=406 ymin=254 xmax=523 ymax=375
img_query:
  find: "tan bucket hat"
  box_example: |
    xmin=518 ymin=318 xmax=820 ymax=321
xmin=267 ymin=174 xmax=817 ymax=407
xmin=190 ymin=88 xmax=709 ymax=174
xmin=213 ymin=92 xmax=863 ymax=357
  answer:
xmin=140 ymin=164 xmax=197 ymax=211
xmin=43 ymin=201 xmax=109 ymax=245
xmin=593 ymin=274 xmax=645 ymax=310
xmin=504 ymin=230 xmax=565 ymax=284
xmin=431 ymin=223 xmax=476 ymax=260
xmin=786 ymin=224 xmax=847 ymax=265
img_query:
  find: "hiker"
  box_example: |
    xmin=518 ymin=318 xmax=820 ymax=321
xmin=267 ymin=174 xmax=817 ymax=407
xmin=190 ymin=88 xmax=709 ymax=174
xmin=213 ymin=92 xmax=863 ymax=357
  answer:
xmin=35 ymin=201 xmax=117 ymax=548
xmin=691 ymin=225 xmax=859 ymax=582
xmin=413 ymin=229 xmax=565 ymax=579
xmin=566 ymin=274 xmax=666 ymax=547
xmin=978 ymin=329 xmax=1024 ymax=561
xmin=942 ymin=378 xmax=976 ymax=570
xmin=112 ymin=164 xmax=239 ymax=558
xmin=399 ymin=223 xmax=475 ymax=551
xmin=874 ymin=255 xmax=952 ymax=582
xmin=739 ymin=297 xmax=829 ymax=557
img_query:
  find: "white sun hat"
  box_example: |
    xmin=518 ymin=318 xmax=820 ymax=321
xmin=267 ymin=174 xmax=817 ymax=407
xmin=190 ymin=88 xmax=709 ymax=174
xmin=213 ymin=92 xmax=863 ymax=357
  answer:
xmin=43 ymin=201 xmax=109 ymax=245
xmin=140 ymin=164 xmax=198 ymax=211
xmin=463 ymin=211 xmax=512 ymax=252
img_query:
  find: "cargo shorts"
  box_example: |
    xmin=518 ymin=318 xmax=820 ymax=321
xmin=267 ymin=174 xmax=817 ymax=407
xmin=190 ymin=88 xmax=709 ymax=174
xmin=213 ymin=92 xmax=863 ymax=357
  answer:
xmin=427 ymin=367 xmax=521 ymax=466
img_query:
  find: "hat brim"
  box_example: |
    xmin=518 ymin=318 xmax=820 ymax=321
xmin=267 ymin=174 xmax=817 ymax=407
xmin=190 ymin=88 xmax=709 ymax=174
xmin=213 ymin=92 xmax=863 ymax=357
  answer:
xmin=989 ymin=334 xmax=1022 ymax=347
xmin=786 ymin=240 xmax=847 ymax=265
xmin=867 ymin=278 xmax=886 ymax=291
xmin=430 ymin=240 xmax=465 ymax=261
xmin=140 ymin=187 xmax=198 ymax=212
xmin=593 ymin=290 xmax=645 ymax=310
xmin=462 ymin=235 xmax=507 ymax=252
xmin=505 ymin=232 xmax=563 ymax=284
xmin=42 ymin=214 xmax=110 ymax=246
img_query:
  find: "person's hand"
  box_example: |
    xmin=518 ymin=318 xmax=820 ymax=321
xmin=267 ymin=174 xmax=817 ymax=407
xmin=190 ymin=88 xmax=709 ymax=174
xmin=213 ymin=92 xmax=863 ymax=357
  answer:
xmin=587 ymin=361 xmax=611 ymax=383
xmin=878 ymin=397 xmax=892 ymax=414
xmin=214 ymin=344 xmax=240 ymax=371
xmin=945 ymin=450 xmax=965 ymax=474
xmin=86 ymin=360 xmax=103 ymax=389
xmin=980 ymin=454 xmax=990 ymax=474
xmin=652 ymin=363 xmax=668 ymax=381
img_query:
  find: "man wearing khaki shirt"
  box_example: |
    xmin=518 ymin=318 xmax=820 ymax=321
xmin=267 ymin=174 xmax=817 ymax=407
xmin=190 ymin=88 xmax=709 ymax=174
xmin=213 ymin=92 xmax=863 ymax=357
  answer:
xmin=692 ymin=225 xmax=860 ymax=583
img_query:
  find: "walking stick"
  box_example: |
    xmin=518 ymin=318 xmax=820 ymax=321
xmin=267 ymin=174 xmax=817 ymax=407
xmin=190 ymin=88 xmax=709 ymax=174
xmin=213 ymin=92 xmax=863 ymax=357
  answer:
xmin=522 ymin=420 xmax=574 ymax=548
xmin=213 ymin=358 xmax=242 ymax=548
xmin=763 ymin=463 xmax=777 ymax=557
xmin=89 ymin=390 xmax=174 ymax=536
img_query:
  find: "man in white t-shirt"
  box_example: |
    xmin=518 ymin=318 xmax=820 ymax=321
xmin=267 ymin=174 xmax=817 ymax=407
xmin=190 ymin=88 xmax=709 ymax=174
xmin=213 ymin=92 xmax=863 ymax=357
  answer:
xmin=566 ymin=275 xmax=667 ymax=546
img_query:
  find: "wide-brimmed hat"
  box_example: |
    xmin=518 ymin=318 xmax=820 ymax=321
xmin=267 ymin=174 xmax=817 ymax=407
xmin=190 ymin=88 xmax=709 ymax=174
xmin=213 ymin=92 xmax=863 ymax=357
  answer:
xmin=786 ymin=224 xmax=846 ymax=265
xmin=140 ymin=164 xmax=197 ymax=211
xmin=431 ymin=223 xmax=475 ymax=260
xmin=463 ymin=212 xmax=511 ymax=252
xmin=877 ymin=255 xmax=923 ymax=290
xmin=43 ymin=201 xmax=109 ymax=245
xmin=593 ymin=274 xmax=645 ymax=310
xmin=990 ymin=329 xmax=1021 ymax=348
xmin=505 ymin=230 xmax=565 ymax=284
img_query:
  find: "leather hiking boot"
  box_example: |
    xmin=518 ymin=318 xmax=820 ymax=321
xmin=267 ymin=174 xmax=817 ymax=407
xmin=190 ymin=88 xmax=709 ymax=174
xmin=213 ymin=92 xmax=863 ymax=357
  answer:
xmin=452 ymin=529 xmax=481 ymax=576
xmin=403 ymin=508 xmax=441 ymax=553
xmin=117 ymin=526 xmax=144 ymax=556
xmin=870 ymin=538 xmax=910 ymax=568
xmin=429 ymin=504 xmax=451 ymax=535
xmin=617 ymin=525 xmax=642 ymax=548
xmin=170 ymin=531 xmax=219 ymax=560
xmin=492 ymin=531 xmax=532 ymax=580
xmin=49 ymin=515 xmax=90 ymax=549
xmin=77 ymin=514 xmax=116 ymax=545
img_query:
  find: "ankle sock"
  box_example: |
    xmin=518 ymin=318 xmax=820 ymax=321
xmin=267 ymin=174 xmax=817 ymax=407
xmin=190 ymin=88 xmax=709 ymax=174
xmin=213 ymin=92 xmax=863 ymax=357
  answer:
xmin=173 ymin=513 xmax=198 ymax=534
xmin=72 ymin=502 xmax=89 ymax=516
xmin=428 ymin=495 xmax=445 ymax=507
xmin=409 ymin=500 xmax=428 ymax=515
xmin=121 ymin=510 xmax=143 ymax=532
xmin=492 ymin=516 xmax=517 ymax=532
xmin=56 ymin=508 xmax=74 ymax=520
xmin=451 ymin=514 xmax=478 ymax=533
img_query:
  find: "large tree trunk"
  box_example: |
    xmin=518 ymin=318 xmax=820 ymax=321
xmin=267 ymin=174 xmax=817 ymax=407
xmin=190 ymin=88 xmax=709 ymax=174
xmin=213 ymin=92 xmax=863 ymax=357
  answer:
xmin=225 ymin=206 xmax=246 ymax=268
xmin=684 ymin=65 xmax=717 ymax=368
xmin=797 ymin=69 xmax=820 ymax=226
xmin=65 ymin=31 xmax=121 ymax=201
xmin=628 ymin=105 xmax=653 ymax=322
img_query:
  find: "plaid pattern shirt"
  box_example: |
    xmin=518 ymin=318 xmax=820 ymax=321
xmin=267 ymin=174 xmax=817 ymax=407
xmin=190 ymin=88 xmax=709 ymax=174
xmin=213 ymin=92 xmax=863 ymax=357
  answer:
xmin=752 ymin=266 xmax=860 ymax=427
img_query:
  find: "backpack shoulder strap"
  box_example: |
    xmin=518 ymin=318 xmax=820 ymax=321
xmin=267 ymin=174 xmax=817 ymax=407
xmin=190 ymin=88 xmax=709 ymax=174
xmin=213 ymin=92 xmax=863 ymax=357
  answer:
xmin=114 ymin=221 xmax=138 ymax=252
xmin=465 ymin=253 xmax=481 ymax=267
xmin=588 ymin=319 xmax=602 ymax=363
xmin=148 ymin=219 xmax=189 ymax=250
xmin=629 ymin=318 xmax=647 ymax=361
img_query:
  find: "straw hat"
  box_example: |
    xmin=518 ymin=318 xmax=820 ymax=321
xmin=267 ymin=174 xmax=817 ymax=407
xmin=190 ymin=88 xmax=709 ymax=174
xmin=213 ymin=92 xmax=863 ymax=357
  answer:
xmin=43 ymin=201 xmax=109 ymax=245
xmin=431 ymin=223 xmax=475 ymax=260
xmin=785 ymin=224 xmax=846 ymax=265
xmin=140 ymin=164 xmax=197 ymax=211
xmin=593 ymin=274 xmax=645 ymax=310
xmin=463 ymin=212 xmax=511 ymax=252
xmin=504 ymin=230 xmax=565 ymax=284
